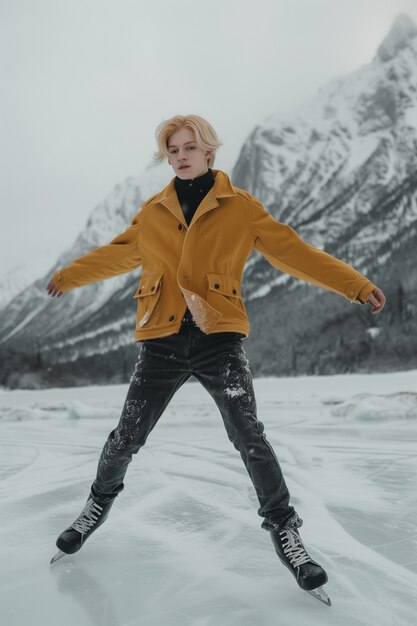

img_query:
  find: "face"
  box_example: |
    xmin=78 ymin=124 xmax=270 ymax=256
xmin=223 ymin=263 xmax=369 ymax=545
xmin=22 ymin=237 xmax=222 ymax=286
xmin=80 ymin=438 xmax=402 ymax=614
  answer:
xmin=167 ymin=126 xmax=212 ymax=179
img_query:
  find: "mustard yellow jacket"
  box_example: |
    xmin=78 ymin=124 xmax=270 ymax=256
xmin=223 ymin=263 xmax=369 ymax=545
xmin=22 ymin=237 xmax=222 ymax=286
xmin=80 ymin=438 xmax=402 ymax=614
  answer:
xmin=53 ymin=169 xmax=377 ymax=341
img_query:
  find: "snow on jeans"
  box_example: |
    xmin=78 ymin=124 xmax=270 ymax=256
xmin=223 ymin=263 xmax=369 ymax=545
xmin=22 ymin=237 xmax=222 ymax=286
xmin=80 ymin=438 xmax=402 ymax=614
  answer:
xmin=90 ymin=309 xmax=298 ymax=532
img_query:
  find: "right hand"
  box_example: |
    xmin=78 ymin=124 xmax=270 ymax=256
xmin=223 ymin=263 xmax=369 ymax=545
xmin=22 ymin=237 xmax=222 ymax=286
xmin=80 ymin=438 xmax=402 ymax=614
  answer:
xmin=364 ymin=287 xmax=386 ymax=315
xmin=46 ymin=278 xmax=64 ymax=298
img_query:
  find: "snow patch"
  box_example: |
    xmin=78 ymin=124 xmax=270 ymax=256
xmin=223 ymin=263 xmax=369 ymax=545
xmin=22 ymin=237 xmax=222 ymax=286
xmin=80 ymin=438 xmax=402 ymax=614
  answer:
xmin=330 ymin=391 xmax=417 ymax=421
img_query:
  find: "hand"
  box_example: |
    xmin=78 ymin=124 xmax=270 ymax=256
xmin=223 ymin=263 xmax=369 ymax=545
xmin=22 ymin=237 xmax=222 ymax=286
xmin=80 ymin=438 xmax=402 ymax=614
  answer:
xmin=46 ymin=278 xmax=64 ymax=298
xmin=365 ymin=287 xmax=385 ymax=315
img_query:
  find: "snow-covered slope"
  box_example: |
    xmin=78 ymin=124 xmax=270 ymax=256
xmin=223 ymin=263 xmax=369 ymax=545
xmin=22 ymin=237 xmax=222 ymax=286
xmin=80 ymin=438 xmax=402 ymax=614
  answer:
xmin=234 ymin=13 xmax=417 ymax=299
xmin=0 ymin=250 xmax=55 ymax=312
xmin=0 ymin=161 xmax=172 ymax=361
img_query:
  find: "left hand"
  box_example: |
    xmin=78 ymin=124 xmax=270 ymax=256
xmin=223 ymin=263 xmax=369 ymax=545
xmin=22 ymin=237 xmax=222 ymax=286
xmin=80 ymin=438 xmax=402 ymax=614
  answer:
xmin=46 ymin=278 xmax=64 ymax=298
xmin=365 ymin=287 xmax=386 ymax=315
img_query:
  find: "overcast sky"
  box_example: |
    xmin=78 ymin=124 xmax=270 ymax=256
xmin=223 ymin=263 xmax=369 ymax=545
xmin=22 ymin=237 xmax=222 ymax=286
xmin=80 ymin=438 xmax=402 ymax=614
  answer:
xmin=2 ymin=0 xmax=417 ymax=278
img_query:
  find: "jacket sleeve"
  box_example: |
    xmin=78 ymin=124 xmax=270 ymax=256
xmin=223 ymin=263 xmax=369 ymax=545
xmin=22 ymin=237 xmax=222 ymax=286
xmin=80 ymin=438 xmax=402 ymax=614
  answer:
xmin=52 ymin=210 xmax=143 ymax=292
xmin=250 ymin=196 xmax=377 ymax=304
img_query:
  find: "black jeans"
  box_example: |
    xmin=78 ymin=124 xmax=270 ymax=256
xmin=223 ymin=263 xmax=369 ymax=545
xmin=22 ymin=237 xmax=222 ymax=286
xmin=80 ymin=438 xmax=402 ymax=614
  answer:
xmin=90 ymin=308 xmax=298 ymax=531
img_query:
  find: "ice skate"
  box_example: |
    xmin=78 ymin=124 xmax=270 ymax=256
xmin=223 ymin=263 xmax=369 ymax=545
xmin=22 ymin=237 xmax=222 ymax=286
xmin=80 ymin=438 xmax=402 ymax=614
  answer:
xmin=50 ymin=496 xmax=114 ymax=564
xmin=270 ymin=526 xmax=331 ymax=605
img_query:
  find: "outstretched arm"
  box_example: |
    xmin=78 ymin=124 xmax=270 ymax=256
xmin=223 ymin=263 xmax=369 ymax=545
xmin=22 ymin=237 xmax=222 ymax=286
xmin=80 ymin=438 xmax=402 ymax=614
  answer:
xmin=250 ymin=195 xmax=384 ymax=310
xmin=46 ymin=210 xmax=143 ymax=297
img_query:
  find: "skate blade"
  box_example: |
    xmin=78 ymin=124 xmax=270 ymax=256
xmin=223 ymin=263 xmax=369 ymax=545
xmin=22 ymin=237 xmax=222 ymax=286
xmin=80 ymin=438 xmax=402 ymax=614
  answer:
xmin=50 ymin=550 xmax=67 ymax=565
xmin=305 ymin=586 xmax=331 ymax=606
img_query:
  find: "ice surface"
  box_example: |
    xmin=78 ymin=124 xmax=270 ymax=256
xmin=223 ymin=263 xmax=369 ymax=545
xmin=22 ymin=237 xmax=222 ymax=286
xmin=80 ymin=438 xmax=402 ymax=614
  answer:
xmin=1 ymin=370 xmax=417 ymax=626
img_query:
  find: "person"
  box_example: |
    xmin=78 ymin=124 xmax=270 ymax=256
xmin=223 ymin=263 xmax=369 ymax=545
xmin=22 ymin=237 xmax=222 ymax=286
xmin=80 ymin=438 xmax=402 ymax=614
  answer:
xmin=46 ymin=114 xmax=386 ymax=593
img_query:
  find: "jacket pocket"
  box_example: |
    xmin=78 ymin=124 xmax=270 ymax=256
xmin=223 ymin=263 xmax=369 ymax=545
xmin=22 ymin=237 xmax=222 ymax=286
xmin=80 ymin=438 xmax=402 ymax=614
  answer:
xmin=206 ymin=273 xmax=244 ymax=313
xmin=134 ymin=273 xmax=163 ymax=328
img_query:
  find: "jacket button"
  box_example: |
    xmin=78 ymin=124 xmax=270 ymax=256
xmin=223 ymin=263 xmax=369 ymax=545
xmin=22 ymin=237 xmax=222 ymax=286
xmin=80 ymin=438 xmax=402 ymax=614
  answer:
xmin=138 ymin=288 xmax=142 ymax=294
xmin=151 ymin=286 xmax=155 ymax=291
xmin=232 ymin=289 xmax=237 ymax=294
xmin=169 ymin=315 xmax=176 ymax=322
xmin=214 ymin=283 xmax=220 ymax=289
xmin=178 ymin=224 xmax=183 ymax=231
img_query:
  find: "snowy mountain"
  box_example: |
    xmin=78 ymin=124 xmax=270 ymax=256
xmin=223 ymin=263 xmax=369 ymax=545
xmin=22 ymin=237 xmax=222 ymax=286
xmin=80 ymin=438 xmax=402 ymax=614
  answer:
xmin=0 ymin=162 xmax=173 ymax=384
xmin=1 ymin=14 xmax=416 ymax=388
xmin=230 ymin=13 xmax=417 ymax=377
xmin=376 ymin=12 xmax=417 ymax=61
xmin=233 ymin=12 xmax=417 ymax=296
xmin=0 ymin=251 xmax=55 ymax=312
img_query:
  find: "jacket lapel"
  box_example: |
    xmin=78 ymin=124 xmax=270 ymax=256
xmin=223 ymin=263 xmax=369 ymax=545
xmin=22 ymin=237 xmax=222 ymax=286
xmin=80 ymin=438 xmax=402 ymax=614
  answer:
xmin=150 ymin=169 xmax=237 ymax=228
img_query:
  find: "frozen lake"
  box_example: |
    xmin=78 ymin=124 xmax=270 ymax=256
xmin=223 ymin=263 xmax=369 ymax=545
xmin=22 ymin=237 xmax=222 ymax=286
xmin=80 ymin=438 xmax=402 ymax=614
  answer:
xmin=1 ymin=370 xmax=417 ymax=626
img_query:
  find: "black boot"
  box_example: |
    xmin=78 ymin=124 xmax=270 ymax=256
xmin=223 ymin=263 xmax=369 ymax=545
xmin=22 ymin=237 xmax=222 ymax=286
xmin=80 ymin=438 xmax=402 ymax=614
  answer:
xmin=56 ymin=495 xmax=114 ymax=555
xmin=270 ymin=526 xmax=328 ymax=591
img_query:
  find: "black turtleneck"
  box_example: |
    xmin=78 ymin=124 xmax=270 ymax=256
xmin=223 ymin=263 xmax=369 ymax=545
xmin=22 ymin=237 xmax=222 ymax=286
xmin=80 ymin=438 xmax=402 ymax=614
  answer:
xmin=174 ymin=168 xmax=215 ymax=226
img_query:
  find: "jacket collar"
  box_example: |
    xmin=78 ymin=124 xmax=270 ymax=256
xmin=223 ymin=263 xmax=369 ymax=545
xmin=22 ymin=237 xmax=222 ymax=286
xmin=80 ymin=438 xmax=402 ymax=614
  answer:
xmin=149 ymin=169 xmax=237 ymax=227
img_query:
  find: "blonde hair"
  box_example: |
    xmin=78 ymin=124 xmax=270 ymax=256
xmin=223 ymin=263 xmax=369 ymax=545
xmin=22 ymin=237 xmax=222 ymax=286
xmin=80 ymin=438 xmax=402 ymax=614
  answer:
xmin=153 ymin=114 xmax=223 ymax=168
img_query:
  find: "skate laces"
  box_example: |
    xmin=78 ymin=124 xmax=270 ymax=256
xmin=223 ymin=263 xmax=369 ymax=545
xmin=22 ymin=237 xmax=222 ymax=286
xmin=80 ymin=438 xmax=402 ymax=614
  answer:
xmin=279 ymin=528 xmax=312 ymax=568
xmin=70 ymin=499 xmax=103 ymax=535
